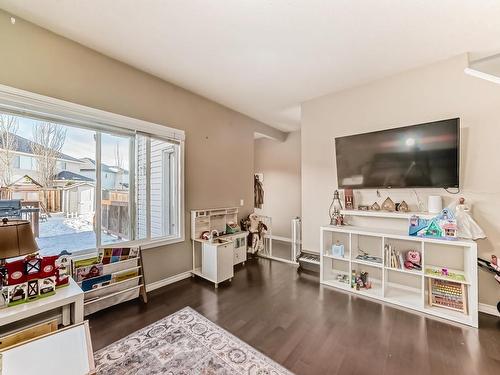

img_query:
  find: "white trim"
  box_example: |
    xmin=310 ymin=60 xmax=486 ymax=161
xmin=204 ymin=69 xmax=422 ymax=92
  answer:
xmin=145 ymin=271 xmax=192 ymax=292
xmin=464 ymin=67 xmax=500 ymax=85
xmin=479 ymin=303 xmax=500 ymax=317
xmin=0 ymin=83 xmax=185 ymax=141
xmin=139 ymin=237 xmax=185 ymax=250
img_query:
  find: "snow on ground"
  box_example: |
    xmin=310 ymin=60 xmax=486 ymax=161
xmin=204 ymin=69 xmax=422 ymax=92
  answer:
xmin=37 ymin=213 xmax=122 ymax=256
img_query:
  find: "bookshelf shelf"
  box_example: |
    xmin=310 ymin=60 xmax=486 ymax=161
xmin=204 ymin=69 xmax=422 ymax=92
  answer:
xmin=385 ymin=266 xmax=422 ymax=276
xmin=385 ymin=284 xmax=422 ymax=310
xmin=323 ymin=253 xmax=349 ymax=261
xmin=351 ymin=258 xmax=383 ymax=269
xmin=320 ymin=225 xmax=478 ymax=327
xmin=424 ymin=265 xmax=469 ymax=285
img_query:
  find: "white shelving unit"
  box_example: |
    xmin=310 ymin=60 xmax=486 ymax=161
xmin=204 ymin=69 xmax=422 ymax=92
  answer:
xmin=320 ymin=224 xmax=478 ymax=327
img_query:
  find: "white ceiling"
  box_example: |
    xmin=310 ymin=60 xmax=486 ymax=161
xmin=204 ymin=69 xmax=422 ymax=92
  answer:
xmin=2 ymin=1 xmax=500 ymax=131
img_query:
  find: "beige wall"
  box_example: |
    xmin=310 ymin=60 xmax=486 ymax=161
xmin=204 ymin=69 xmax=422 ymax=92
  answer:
xmin=254 ymin=131 xmax=301 ymax=238
xmin=302 ymin=54 xmax=500 ymax=306
xmin=0 ymin=10 xmax=286 ymax=284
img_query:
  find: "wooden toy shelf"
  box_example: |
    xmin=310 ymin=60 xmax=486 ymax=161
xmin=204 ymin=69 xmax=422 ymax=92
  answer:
xmin=320 ymin=225 xmax=478 ymax=327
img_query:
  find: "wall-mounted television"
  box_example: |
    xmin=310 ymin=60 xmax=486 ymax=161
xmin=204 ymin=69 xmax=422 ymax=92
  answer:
xmin=334 ymin=118 xmax=460 ymax=189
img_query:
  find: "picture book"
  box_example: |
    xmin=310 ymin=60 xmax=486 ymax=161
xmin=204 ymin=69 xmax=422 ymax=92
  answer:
xmin=75 ymin=264 xmax=104 ymax=282
xmin=72 ymin=256 xmax=100 ymax=275
xmin=81 ymin=274 xmax=112 ymax=292
xmin=111 ymin=248 xmax=123 ymax=263
xmin=113 ymin=269 xmax=139 ymax=283
xmin=99 ymin=248 xmax=114 ymax=264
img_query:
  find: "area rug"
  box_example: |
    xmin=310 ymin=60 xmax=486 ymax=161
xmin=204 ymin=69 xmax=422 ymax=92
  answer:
xmin=94 ymin=306 xmax=293 ymax=375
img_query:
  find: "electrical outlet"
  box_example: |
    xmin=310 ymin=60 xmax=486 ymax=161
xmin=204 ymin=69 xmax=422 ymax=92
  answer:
xmin=240 ymin=199 xmax=244 ymax=206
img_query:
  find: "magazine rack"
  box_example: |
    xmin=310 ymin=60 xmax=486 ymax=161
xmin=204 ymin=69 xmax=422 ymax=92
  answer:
xmin=71 ymin=247 xmax=147 ymax=316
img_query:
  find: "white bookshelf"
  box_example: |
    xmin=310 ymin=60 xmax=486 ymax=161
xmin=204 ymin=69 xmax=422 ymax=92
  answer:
xmin=320 ymin=225 xmax=478 ymax=327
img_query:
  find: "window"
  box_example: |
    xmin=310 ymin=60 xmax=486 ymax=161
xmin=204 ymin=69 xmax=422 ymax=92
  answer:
xmin=100 ymin=132 xmax=131 ymax=245
xmin=56 ymin=160 xmax=67 ymax=170
xmin=135 ymin=135 xmax=181 ymax=240
xmin=0 ymin=92 xmax=184 ymax=256
xmin=19 ymin=155 xmax=35 ymax=170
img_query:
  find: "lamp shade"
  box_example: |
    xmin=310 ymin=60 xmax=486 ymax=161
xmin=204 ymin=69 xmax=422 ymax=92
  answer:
xmin=0 ymin=219 xmax=39 ymax=259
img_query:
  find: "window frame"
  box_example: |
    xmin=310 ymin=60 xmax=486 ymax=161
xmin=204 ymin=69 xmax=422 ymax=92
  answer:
xmin=0 ymin=83 xmax=185 ymax=254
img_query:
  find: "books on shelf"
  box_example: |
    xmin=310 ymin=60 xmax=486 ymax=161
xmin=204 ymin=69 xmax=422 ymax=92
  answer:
xmin=70 ymin=246 xmax=146 ymax=315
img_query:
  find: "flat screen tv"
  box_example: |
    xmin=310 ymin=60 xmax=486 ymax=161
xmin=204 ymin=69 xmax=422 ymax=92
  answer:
xmin=334 ymin=118 xmax=460 ymax=189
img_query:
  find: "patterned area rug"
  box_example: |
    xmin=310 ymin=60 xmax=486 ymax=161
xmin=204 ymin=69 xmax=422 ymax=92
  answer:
xmin=94 ymin=306 xmax=293 ymax=374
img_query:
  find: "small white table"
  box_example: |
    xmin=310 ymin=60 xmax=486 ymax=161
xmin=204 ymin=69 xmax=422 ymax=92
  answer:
xmin=0 ymin=321 xmax=95 ymax=375
xmin=0 ymin=278 xmax=84 ymax=328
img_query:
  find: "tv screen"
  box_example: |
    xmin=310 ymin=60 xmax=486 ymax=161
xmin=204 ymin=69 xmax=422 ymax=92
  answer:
xmin=335 ymin=118 xmax=460 ymax=189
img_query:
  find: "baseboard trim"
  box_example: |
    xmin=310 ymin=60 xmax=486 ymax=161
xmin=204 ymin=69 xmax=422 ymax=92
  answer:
xmin=146 ymin=271 xmax=192 ymax=292
xmin=479 ymin=302 xmax=500 ymax=317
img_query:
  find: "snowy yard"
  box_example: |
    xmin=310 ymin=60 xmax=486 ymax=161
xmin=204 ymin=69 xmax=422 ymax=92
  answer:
xmin=37 ymin=213 xmax=121 ymax=255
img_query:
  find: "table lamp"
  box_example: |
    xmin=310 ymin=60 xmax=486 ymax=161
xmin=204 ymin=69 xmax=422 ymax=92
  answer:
xmin=0 ymin=218 xmax=39 ymax=259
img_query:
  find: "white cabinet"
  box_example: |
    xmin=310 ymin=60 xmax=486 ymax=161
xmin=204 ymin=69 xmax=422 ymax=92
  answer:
xmin=200 ymin=242 xmax=234 ymax=288
xmin=225 ymin=233 xmax=248 ymax=266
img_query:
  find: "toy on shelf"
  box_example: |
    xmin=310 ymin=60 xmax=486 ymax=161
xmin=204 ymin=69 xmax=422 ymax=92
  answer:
xmin=0 ymin=252 xmax=69 ymax=308
xmin=385 ymin=244 xmax=421 ymax=271
xmin=424 ymin=267 xmax=466 ymax=282
xmin=409 ymin=208 xmax=457 ymax=240
xmin=331 ymin=241 xmax=345 ymax=258
xmin=356 ymin=249 xmax=382 ymax=264
xmin=428 ymin=278 xmax=467 ymax=314
xmin=351 ymin=269 xmax=372 ymax=290
xmin=404 ymin=250 xmax=422 ymax=271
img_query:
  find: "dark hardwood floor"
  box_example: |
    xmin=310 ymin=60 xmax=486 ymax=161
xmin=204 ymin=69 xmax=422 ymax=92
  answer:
xmin=89 ymin=258 xmax=500 ymax=374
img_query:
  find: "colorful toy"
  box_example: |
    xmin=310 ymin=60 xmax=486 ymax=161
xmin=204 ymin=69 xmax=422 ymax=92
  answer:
xmin=428 ymin=278 xmax=467 ymax=313
xmin=1 ymin=253 xmax=68 ymax=308
xmin=409 ymin=208 xmax=458 ymax=240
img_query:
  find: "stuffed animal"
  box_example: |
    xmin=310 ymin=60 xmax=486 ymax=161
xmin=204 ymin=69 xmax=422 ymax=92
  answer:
xmin=406 ymin=250 xmax=421 ymax=265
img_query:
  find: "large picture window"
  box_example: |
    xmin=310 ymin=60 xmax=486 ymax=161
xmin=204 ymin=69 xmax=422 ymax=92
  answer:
xmin=0 ymin=101 xmax=183 ymax=255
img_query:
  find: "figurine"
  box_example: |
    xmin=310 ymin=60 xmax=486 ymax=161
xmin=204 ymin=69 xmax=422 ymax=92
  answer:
xmin=382 ymin=197 xmax=396 ymax=212
xmin=344 ymin=188 xmax=354 ymax=210
xmin=398 ymin=200 xmax=409 ymax=212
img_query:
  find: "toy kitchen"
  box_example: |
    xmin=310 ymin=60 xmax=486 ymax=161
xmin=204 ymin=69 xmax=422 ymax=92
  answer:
xmin=191 ymin=207 xmax=248 ymax=288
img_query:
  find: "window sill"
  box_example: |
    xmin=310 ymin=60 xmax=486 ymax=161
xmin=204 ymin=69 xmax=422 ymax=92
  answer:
xmin=139 ymin=236 xmax=185 ymax=250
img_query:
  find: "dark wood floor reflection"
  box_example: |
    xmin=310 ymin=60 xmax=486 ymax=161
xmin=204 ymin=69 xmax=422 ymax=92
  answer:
xmin=89 ymin=258 xmax=500 ymax=374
